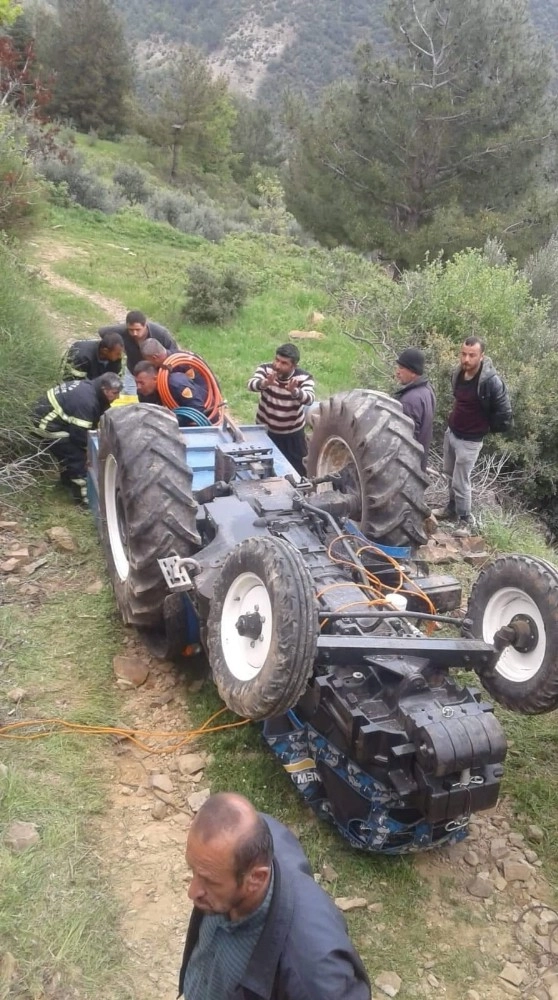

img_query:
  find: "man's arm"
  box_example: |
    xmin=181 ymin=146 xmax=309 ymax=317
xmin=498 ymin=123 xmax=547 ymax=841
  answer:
xmin=248 ymin=364 xmax=271 ymax=392
xmin=61 ymin=342 xmax=88 ymax=380
xmin=288 ymin=371 xmax=315 ymax=406
xmin=488 ymin=375 xmax=513 ymax=433
xmin=283 ymin=948 xmax=371 ymax=1000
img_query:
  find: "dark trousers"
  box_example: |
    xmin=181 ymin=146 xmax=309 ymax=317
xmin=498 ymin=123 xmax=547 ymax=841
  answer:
xmin=50 ymin=439 xmax=88 ymax=504
xmin=268 ymin=428 xmax=308 ymax=478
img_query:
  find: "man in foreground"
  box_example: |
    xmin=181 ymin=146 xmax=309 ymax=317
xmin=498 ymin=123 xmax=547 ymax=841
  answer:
xmin=98 ymin=310 xmax=178 ymax=390
xmin=133 ymin=361 xmax=206 ymax=414
xmin=61 ymin=331 xmax=125 ymax=381
xmin=434 ymin=337 xmax=512 ymax=535
xmin=179 ymin=792 xmax=370 ymax=1000
xmin=393 ymin=347 xmax=436 ymax=471
xmin=32 ymin=373 xmax=121 ymax=504
xmin=248 ymin=343 xmax=315 ymax=476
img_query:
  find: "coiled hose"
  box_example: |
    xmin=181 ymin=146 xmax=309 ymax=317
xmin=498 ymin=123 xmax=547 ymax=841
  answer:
xmin=156 ymin=352 xmax=224 ymax=425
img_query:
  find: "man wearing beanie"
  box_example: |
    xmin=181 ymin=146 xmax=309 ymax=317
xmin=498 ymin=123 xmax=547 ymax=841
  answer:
xmin=393 ymin=347 xmax=436 ymax=472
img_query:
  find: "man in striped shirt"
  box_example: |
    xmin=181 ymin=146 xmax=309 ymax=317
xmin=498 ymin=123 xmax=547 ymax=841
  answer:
xmin=248 ymin=343 xmax=315 ymax=477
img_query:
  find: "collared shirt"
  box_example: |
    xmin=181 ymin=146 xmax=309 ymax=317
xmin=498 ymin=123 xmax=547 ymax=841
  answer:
xmin=182 ymin=872 xmax=274 ymax=1000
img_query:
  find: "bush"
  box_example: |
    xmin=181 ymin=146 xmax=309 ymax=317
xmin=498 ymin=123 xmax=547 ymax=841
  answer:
xmin=0 ymin=110 xmax=43 ymax=234
xmin=36 ymin=152 xmax=124 ymax=213
xmin=144 ymin=188 xmax=248 ymax=242
xmin=0 ymin=241 xmax=59 ymax=466
xmin=113 ymin=162 xmax=151 ymax=205
xmin=182 ymin=263 xmax=249 ymax=324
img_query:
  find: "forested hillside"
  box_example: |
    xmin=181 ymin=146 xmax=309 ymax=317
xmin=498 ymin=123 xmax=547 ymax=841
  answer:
xmin=110 ymin=0 xmax=558 ymax=99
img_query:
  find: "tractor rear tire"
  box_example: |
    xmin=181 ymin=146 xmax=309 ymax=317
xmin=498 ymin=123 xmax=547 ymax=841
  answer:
xmin=98 ymin=404 xmax=200 ymax=627
xmin=206 ymin=536 xmax=319 ymax=720
xmin=306 ymin=390 xmax=430 ymax=547
xmin=467 ymin=554 xmax=558 ymax=714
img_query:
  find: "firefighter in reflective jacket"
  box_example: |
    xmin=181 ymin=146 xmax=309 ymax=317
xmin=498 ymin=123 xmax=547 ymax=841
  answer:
xmin=61 ymin=331 xmax=125 ymax=381
xmin=32 ymin=373 xmax=122 ymax=504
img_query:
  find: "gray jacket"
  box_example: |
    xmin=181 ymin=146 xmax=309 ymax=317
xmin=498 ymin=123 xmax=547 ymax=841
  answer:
xmin=394 ymin=376 xmax=436 ymax=470
xmin=178 ymin=816 xmax=371 ymax=1000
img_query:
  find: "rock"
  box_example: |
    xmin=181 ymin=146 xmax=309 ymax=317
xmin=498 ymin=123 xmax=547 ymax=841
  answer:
xmin=464 ymin=552 xmax=490 ymax=567
xmin=335 ymin=897 xmax=368 ymax=912
xmin=6 ymin=546 xmax=29 ymax=563
xmin=84 ymin=579 xmax=104 ymax=595
xmin=289 ymin=329 xmax=325 ymax=341
xmin=23 ymin=557 xmax=48 ymax=576
xmin=151 ymin=801 xmax=168 ymax=821
xmin=374 ymin=971 xmax=402 ymax=998
xmin=494 ymin=874 xmax=508 ymax=891
xmin=467 ymin=876 xmax=494 ymax=898
xmin=527 ymin=824 xmax=544 ymax=844
xmin=0 ymin=520 xmax=17 ymax=529
xmin=0 ymin=762 xmax=8 ymax=778
xmin=457 ymin=535 xmax=487 ymax=554
xmin=4 ymin=820 xmax=40 ymax=852
xmin=508 ymin=832 xmax=525 ymax=847
xmin=0 ymin=951 xmax=16 ymax=986
xmin=6 ymin=687 xmax=26 ymax=703
xmin=416 ymin=539 xmax=460 ymax=565
xmin=503 ymin=860 xmax=532 ymax=882
xmin=321 ymin=863 xmax=338 ymax=882
xmin=368 ymin=902 xmax=384 ymax=913
xmin=45 ymin=526 xmax=76 ymax=552
xmin=525 ymin=849 xmax=538 ymax=864
xmin=115 ymin=678 xmax=135 ymax=690
xmin=113 ymin=655 xmax=149 ymax=688
xmin=149 ymin=773 xmax=174 ymax=794
xmin=0 ymin=558 xmax=20 ymax=573
xmin=177 ymin=753 xmax=206 ymax=776
xmin=467 ymin=991 xmax=481 ymax=1000
xmin=463 ymin=850 xmax=479 ymax=866
xmin=490 ymin=838 xmax=510 ymax=861
xmin=187 ymin=788 xmax=211 ymax=813
xmin=499 ymin=964 xmax=525 ymax=987
xmin=308 ymin=310 xmax=325 ymax=326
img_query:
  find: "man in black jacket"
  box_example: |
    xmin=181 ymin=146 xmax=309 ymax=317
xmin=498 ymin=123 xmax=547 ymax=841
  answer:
xmin=98 ymin=309 xmax=178 ymax=391
xmin=32 ymin=373 xmax=121 ymax=504
xmin=393 ymin=347 xmax=436 ymax=471
xmin=434 ymin=337 xmax=512 ymax=535
xmin=178 ymin=792 xmax=370 ymax=1000
xmin=61 ymin=331 xmax=124 ymax=381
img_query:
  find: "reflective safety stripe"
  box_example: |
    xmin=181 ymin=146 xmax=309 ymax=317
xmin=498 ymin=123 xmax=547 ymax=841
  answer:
xmin=45 ymin=388 xmax=93 ymax=429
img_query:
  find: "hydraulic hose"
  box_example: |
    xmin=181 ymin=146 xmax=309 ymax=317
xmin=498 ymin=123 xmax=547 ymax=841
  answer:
xmin=156 ymin=351 xmax=224 ymax=424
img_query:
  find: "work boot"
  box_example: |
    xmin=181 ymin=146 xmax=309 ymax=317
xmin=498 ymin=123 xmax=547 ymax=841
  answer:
xmin=432 ymin=503 xmax=457 ymax=521
xmin=453 ymin=516 xmax=472 ymax=538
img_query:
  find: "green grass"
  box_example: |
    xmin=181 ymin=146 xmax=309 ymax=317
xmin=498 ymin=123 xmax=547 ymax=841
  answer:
xmin=0 ymin=496 xmax=132 ymax=1000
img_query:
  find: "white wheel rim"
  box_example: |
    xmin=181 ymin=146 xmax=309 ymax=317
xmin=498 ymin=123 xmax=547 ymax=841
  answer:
xmin=104 ymin=454 xmax=129 ymax=582
xmin=482 ymin=587 xmax=546 ymax=683
xmin=316 ymin=435 xmax=362 ymax=516
xmin=220 ymin=572 xmax=273 ymax=681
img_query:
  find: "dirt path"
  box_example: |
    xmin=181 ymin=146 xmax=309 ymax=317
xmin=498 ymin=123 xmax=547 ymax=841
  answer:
xmin=29 ymin=239 xmax=128 ymax=345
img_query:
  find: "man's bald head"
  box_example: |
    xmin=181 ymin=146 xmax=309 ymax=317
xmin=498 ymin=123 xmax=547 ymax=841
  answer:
xmin=190 ymin=793 xmax=273 ymax=881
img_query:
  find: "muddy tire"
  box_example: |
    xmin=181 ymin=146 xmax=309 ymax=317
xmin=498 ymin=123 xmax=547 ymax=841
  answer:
xmin=98 ymin=404 xmax=200 ymax=627
xmin=206 ymin=536 xmax=319 ymax=720
xmin=467 ymin=554 xmax=558 ymax=713
xmin=306 ymin=390 xmax=430 ymax=547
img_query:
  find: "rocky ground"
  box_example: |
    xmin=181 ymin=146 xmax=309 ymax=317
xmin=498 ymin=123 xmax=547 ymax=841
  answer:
xmin=2 ymin=514 xmax=558 ymax=1000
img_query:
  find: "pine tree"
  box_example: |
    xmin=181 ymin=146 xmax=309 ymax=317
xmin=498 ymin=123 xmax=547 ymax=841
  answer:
xmin=47 ymin=0 xmax=131 ymax=134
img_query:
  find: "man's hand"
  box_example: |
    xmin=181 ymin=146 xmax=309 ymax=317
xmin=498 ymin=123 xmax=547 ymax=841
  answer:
xmin=263 ymin=371 xmax=277 ymax=388
xmin=285 ymin=378 xmax=301 ymax=397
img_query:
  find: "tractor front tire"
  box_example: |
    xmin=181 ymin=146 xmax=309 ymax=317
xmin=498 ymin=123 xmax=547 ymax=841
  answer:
xmin=467 ymin=554 xmax=558 ymax=714
xmin=306 ymin=390 xmax=430 ymax=547
xmin=98 ymin=404 xmax=200 ymax=627
xmin=207 ymin=536 xmax=319 ymax=720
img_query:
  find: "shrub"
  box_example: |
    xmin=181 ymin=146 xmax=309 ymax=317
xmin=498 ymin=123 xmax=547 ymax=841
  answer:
xmin=0 ymin=110 xmax=43 ymax=234
xmin=36 ymin=152 xmax=124 ymax=213
xmin=182 ymin=263 xmax=249 ymax=324
xmin=113 ymin=162 xmax=151 ymax=205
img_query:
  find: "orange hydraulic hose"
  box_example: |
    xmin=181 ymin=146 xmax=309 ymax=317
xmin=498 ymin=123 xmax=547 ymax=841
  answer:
xmin=157 ymin=352 xmax=224 ymax=424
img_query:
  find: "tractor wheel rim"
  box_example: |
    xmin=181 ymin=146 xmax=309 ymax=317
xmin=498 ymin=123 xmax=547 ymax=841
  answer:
xmin=316 ymin=435 xmax=362 ymax=517
xmin=483 ymin=587 xmax=546 ymax=683
xmin=220 ymin=572 xmax=273 ymax=681
xmin=104 ymin=454 xmax=129 ymax=582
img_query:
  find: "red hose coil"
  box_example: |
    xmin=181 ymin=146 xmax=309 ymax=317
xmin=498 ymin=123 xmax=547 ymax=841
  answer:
xmin=156 ymin=352 xmax=224 ymax=424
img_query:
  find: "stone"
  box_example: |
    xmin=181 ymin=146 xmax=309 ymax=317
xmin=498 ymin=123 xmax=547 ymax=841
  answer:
xmin=115 ymin=678 xmax=134 ymax=690
xmin=503 ymin=860 xmax=532 ymax=882
xmin=151 ymin=801 xmax=168 ymax=821
xmin=368 ymin=902 xmax=384 ymax=913
xmin=463 ymin=850 xmax=479 ymax=866
xmin=0 ymin=763 xmax=8 ymax=778
xmin=187 ymin=788 xmax=211 ymax=813
xmin=490 ymin=838 xmax=510 ymax=861
xmin=494 ymin=874 xmax=508 ymax=891
xmin=426 ymin=974 xmax=440 ymax=988
xmin=177 ymin=753 xmax=206 ymax=776
xmin=467 ymin=876 xmax=494 ymax=898
xmin=374 ymin=971 xmax=402 ymax=998
xmin=499 ymin=964 xmax=525 ymax=987
xmin=457 ymin=535 xmax=487 ymax=554
xmin=321 ymin=863 xmax=338 ymax=882
xmin=525 ymin=850 xmax=538 ymax=864
xmin=0 ymin=558 xmax=19 ymax=573
xmin=527 ymin=825 xmax=544 ymax=843
xmin=0 ymin=520 xmax=17 ymax=529
xmin=0 ymin=952 xmax=16 ymax=986
xmin=45 ymin=526 xmax=76 ymax=552
xmin=308 ymin=310 xmax=325 ymax=326
xmin=464 ymin=552 xmax=490 ymax=567
xmin=508 ymin=832 xmax=525 ymax=847
xmin=113 ymin=655 xmax=149 ymax=688
xmin=4 ymin=820 xmax=40 ymax=852
xmin=150 ymin=774 xmax=174 ymax=794
xmin=84 ymin=579 xmax=104 ymax=595
xmin=23 ymin=557 xmax=48 ymax=576
xmin=289 ymin=329 xmax=326 ymax=341
xmin=467 ymin=991 xmax=481 ymax=1000
xmin=6 ymin=546 xmax=29 ymax=562
xmin=6 ymin=687 xmax=26 ymax=703
xmin=335 ymin=897 xmax=368 ymax=912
